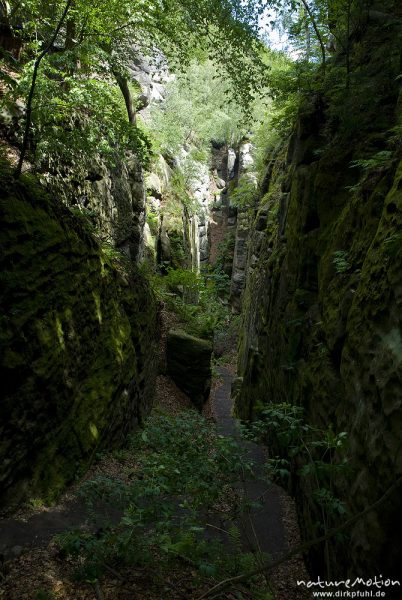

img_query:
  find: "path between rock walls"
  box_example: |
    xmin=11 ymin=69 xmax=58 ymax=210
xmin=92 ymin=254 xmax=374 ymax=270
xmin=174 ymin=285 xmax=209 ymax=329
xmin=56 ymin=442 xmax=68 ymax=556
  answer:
xmin=210 ymin=366 xmax=310 ymax=600
xmin=211 ymin=367 xmax=286 ymax=557
xmin=0 ymin=369 xmax=310 ymax=599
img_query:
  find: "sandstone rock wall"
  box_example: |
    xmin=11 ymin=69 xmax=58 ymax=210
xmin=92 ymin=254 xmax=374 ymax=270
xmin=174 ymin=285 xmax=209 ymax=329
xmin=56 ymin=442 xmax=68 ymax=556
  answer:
xmin=229 ymin=141 xmax=257 ymax=312
xmin=145 ymin=143 xmax=241 ymax=277
xmin=43 ymin=153 xmax=147 ymax=261
xmin=236 ymin=7 xmax=402 ymax=579
xmin=166 ymin=330 xmax=212 ymax=410
xmin=0 ymin=168 xmax=157 ymax=508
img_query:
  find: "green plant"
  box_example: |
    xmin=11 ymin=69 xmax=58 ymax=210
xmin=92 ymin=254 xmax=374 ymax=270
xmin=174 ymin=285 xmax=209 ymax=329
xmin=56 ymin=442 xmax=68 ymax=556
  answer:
xmin=56 ymin=412 xmax=259 ymax=584
xmin=384 ymin=232 xmax=402 ymax=256
xmin=28 ymin=497 xmax=45 ymax=508
xmin=213 ymin=314 xmax=241 ymax=357
xmin=163 ymin=266 xmax=202 ymax=294
xmin=153 ymin=266 xmax=231 ymax=338
xmin=229 ymin=175 xmax=258 ymax=209
xmin=205 ymin=266 xmax=231 ymax=297
xmin=350 ymin=150 xmax=393 ymax=172
xmin=333 ymin=250 xmax=350 ymax=273
xmin=146 ymin=209 xmax=159 ymax=236
xmin=215 ymin=232 xmax=236 ymax=275
xmin=7 ymin=0 xmax=268 ymax=179
xmin=242 ymin=402 xmax=349 ymax=577
xmin=67 ymin=206 xmax=97 ymax=233
xmin=149 ymin=59 xmax=249 ymax=158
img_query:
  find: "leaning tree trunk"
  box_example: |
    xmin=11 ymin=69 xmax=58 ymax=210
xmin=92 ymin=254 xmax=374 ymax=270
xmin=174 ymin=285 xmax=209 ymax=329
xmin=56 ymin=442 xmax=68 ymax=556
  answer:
xmin=14 ymin=0 xmax=73 ymax=178
xmin=114 ymin=71 xmax=136 ymax=125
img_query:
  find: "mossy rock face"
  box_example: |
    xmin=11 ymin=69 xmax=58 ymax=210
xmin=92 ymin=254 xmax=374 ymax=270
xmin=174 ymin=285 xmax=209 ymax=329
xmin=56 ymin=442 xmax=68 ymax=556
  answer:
xmin=0 ymin=170 xmax=158 ymax=508
xmin=235 ymin=15 xmax=402 ymax=582
xmin=166 ymin=330 xmax=212 ymax=410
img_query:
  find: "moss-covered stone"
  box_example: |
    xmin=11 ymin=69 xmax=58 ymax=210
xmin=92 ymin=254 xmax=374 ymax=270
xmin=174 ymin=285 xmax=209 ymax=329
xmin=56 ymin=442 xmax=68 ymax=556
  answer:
xmin=0 ymin=168 xmax=158 ymax=508
xmin=166 ymin=330 xmax=212 ymax=410
xmin=236 ymin=11 xmax=402 ymax=581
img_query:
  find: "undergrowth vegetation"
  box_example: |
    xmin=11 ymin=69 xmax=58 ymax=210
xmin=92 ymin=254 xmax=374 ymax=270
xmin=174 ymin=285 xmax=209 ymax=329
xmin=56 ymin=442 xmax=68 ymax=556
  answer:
xmin=151 ymin=266 xmax=231 ymax=340
xmin=55 ymin=411 xmax=272 ymax=596
xmin=242 ymin=402 xmax=350 ymax=575
xmin=53 ymin=403 xmax=351 ymax=594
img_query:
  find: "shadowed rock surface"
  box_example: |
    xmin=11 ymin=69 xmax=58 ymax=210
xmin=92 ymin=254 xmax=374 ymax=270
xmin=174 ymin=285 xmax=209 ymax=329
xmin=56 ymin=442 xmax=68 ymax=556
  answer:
xmin=0 ymin=172 xmax=157 ymax=509
xmin=167 ymin=330 xmax=212 ymax=410
xmin=235 ymin=3 xmax=402 ymax=582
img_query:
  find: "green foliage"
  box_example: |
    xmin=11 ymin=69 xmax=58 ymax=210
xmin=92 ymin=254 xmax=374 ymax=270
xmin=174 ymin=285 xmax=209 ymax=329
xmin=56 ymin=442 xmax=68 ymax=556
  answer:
xmin=249 ymin=0 xmax=398 ymax=180
xmin=56 ymin=412 xmax=256 ymax=582
xmin=266 ymin=0 xmax=361 ymax=69
xmin=229 ymin=175 xmax=258 ymax=209
xmin=154 ymin=266 xmax=231 ymax=338
xmin=28 ymin=497 xmax=45 ymax=508
xmin=215 ymin=231 xmax=236 ymax=274
xmin=214 ymin=314 xmax=241 ymax=358
xmin=3 ymin=0 xmax=268 ymax=177
xmin=241 ymin=50 xmax=303 ymax=181
xmin=5 ymin=59 xmax=154 ymax=171
xmin=242 ymin=402 xmax=350 ymax=531
xmin=169 ymin=167 xmax=200 ymax=216
xmin=205 ymin=265 xmax=231 ymax=297
xmin=350 ymin=151 xmax=393 ymax=172
xmin=150 ymin=59 xmax=248 ymax=156
xmin=384 ymin=232 xmax=402 ymax=257
xmin=146 ymin=208 xmax=159 ymax=236
xmin=333 ymin=250 xmax=350 ymax=274
xmin=100 ymin=241 xmax=129 ymax=268
xmin=163 ymin=266 xmax=202 ymax=294
xmin=269 ymin=61 xmax=314 ymax=118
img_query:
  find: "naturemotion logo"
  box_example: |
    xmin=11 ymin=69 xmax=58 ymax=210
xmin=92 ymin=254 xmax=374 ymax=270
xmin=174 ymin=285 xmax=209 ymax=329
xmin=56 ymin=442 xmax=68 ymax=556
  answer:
xmin=296 ymin=576 xmax=400 ymax=598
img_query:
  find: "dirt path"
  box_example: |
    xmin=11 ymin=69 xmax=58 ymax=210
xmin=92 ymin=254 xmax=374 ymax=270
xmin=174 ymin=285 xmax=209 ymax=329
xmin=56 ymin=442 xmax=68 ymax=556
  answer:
xmin=0 ymin=498 xmax=89 ymax=561
xmin=210 ymin=366 xmax=310 ymax=600
xmin=211 ymin=367 xmax=286 ymax=557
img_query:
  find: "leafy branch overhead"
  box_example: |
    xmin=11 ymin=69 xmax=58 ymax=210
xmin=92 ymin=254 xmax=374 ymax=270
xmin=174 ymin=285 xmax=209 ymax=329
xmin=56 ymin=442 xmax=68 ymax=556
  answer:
xmin=2 ymin=0 xmax=376 ymax=177
xmin=3 ymin=0 xmax=270 ymax=176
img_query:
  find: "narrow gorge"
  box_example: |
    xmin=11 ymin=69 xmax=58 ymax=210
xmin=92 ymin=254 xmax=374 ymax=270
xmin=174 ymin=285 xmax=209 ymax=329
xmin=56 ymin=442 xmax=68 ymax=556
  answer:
xmin=1 ymin=1 xmax=402 ymax=599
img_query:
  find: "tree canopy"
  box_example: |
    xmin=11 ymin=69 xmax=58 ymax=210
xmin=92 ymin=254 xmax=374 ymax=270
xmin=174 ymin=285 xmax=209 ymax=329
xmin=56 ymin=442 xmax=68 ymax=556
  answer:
xmin=1 ymin=0 xmax=272 ymax=174
xmin=1 ymin=0 xmax=387 ymax=177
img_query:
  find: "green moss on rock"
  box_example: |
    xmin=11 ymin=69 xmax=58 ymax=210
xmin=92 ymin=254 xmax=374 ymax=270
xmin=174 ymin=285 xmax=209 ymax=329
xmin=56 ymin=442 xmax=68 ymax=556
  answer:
xmin=0 ymin=171 xmax=157 ymax=508
xmin=236 ymin=13 xmax=402 ymax=580
xmin=166 ymin=329 xmax=212 ymax=410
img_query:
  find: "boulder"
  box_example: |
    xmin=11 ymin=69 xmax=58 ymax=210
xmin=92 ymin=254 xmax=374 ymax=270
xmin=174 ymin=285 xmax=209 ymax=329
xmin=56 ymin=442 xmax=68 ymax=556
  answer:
xmin=166 ymin=330 xmax=212 ymax=410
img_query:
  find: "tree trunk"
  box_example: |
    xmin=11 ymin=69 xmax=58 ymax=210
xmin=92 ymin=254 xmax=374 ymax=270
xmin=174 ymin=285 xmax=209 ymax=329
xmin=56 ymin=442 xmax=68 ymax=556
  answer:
xmin=114 ymin=72 xmax=136 ymax=125
xmin=300 ymin=0 xmax=326 ymax=69
xmin=14 ymin=0 xmax=73 ymax=178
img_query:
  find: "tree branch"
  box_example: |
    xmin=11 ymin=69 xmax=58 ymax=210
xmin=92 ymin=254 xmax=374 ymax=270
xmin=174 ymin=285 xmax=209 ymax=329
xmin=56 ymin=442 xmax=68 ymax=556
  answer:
xmin=197 ymin=475 xmax=402 ymax=599
xmin=113 ymin=71 xmax=136 ymax=125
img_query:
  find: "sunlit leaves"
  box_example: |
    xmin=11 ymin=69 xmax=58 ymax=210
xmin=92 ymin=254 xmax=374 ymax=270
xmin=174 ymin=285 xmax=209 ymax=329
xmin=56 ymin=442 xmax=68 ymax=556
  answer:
xmin=150 ymin=59 xmax=247 ymax=155
xmin=4 ymin=0 xmax=272 ymax=173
